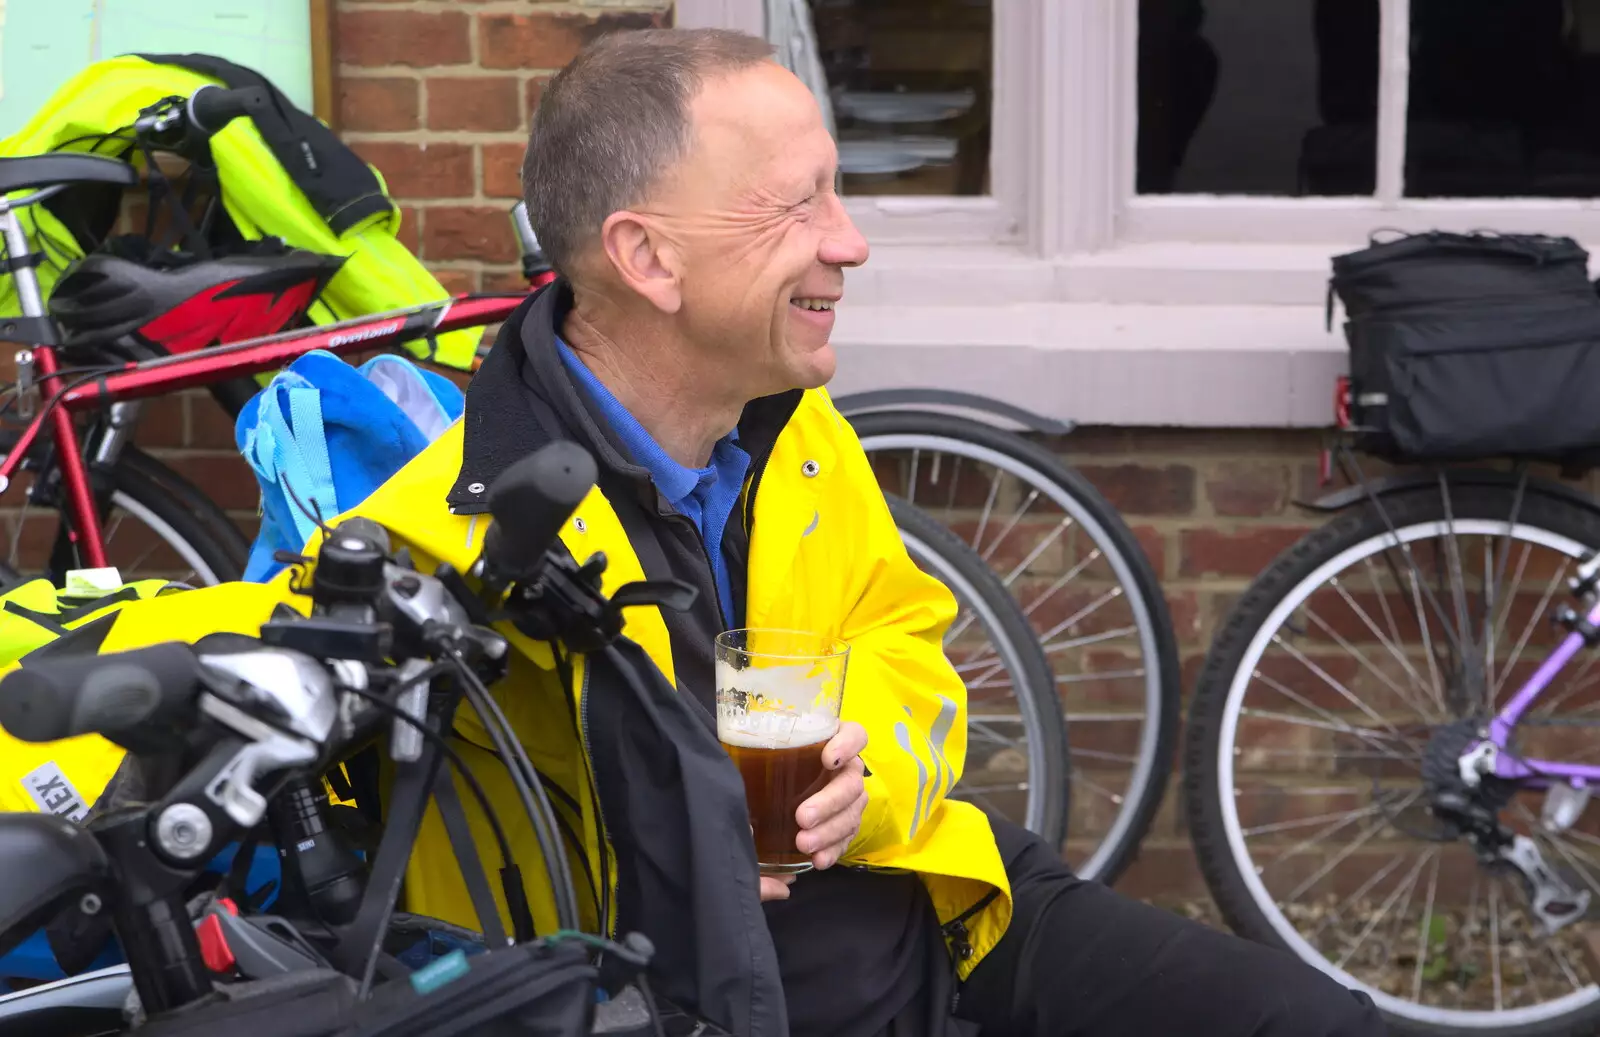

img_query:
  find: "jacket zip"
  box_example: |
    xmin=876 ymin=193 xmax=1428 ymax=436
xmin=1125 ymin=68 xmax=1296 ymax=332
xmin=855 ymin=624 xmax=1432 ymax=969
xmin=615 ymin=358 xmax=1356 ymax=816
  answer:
xmin=934 ymin=889 xmax=998 ymax=979
xmin=577 ymin=661 xmax=615 ymax=937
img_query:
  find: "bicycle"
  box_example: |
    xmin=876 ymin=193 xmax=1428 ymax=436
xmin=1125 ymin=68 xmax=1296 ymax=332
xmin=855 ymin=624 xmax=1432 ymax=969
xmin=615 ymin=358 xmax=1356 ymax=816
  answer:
xmin=1185 ymin=443 xmax=1600 ymax=1036
xmin=845 ymin=402 xmax=1180 ymax=883
xmin=0 ymin=441 xmax=743 ymax=1035
xmin=0 ymin=87 xmax=1068 ymax=851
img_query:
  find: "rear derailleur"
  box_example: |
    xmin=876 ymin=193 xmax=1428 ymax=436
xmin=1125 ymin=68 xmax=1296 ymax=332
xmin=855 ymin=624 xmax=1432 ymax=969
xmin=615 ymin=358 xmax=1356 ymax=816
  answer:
xmin=1424 ymin=719 xmax=1590 ymax=934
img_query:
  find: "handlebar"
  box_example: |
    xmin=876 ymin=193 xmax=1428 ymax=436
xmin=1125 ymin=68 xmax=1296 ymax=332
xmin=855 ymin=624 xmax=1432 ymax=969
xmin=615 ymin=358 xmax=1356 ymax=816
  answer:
xmin=0 ymin=642 xmax=201 ymax=747
xmin=483 ymin=441 xmax=596 ymax=580
xmin=185 ymin=85 xmax=271 ymax=136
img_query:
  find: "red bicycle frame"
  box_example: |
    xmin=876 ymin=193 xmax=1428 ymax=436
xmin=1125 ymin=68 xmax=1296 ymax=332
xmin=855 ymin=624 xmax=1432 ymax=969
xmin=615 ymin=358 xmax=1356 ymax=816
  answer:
xmin=4 ymin=289 xmax=541 ymax=568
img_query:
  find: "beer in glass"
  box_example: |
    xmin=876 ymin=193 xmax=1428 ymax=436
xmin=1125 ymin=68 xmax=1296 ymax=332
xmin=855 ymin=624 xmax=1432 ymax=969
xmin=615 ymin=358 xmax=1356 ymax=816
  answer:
xmin=715 ymin=628 xmax=850 ymax=874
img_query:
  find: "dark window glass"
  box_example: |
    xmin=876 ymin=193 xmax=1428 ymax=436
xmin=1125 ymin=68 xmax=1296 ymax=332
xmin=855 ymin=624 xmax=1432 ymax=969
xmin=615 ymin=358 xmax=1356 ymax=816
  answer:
xmin=1138 ymin=0 xmax=1379 ymax=196
xmin=1404 ymin=0 xmax=1600 ymax=198
xmin=804 ymin=0 xmax=993 ymax=196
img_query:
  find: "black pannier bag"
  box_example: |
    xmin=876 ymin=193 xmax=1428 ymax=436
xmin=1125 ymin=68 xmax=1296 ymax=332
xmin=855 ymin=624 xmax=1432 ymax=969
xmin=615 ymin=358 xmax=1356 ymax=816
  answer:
xmin=1329 ymin=231 xmax=1600 ymax=461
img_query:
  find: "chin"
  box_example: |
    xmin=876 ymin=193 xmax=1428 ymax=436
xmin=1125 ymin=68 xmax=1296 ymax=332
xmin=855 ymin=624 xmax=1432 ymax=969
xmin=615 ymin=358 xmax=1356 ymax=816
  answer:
xmin=793 ymin=344 xmax=837 ymax=390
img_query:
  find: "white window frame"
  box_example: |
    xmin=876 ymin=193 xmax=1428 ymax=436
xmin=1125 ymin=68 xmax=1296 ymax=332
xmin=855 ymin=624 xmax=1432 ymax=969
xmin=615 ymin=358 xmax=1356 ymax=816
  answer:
xmin=1114 ymin=0 xmax=1600 ymax=247
xmin=676 ymin=0 xmax=1057 ymax=249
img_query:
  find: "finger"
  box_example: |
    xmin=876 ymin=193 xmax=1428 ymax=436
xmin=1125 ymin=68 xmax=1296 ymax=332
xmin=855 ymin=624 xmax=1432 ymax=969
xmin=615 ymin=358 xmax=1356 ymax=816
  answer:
xmin=800 ymin=787 xmax=869 ymax=854
xmin=796 ymin=763 xmax=865 ymax=829
xmin=797 ymin=798 xmax=865 ymax=855
xmin=759 ymin=875 xmax=795 ymax=902
xmin=821 ymin=721 xmax=868 ymax=769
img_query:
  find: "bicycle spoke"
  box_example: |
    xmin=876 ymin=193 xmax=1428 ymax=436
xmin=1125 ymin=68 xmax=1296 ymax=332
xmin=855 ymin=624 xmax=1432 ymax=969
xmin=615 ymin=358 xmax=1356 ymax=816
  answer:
xmin=998 ymin=516 xmax=1072 ymax=587
xmin=1330 ymin=850 xmax=1417 ymax=970
xmin=1327 ymin=576 xmax=1441 ymax=721
xmin=1247 ymin=671 xmax=1424 ymax=758
xmin=1074 ymin=773 xmax=1123 ymax=805
xmin=1302 ymin=601 xmax=1442 ymax=723
xmin=1492 ymin=562 xmax=1569 ymax=706
xmin=1244 ymin=799 xmax=1388 ymax=840
xmin=1018 ymin=549 xmax=1102 ymax=610
xmin=1058 ymin=668 xmax=1145 ymax=685
xmin=906 ymin=448 xmax=921 ymax=508
xmin=1238 ymin=707 xmax=1423 ymax=765
xmin=970 ymin=467 xmax=1004 ymax=552
xmin=1489 ymin=878 xmax=1504 ymax=1012
xmin=1410 ymin=853 xmax=1441 ymax=1003
xmin=1285 ymin=810 xmax=1394 ymax=903
xmin=1407 ymin=566 xmax=1451 ymax=718
xmin=978 ymin=487 xmax=1040 ymax=564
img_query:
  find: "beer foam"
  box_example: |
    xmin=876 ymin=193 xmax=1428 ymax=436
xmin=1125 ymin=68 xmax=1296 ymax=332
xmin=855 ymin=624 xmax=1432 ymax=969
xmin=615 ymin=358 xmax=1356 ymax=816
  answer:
xmin=718 ymin=712 xmax=838 ymax=750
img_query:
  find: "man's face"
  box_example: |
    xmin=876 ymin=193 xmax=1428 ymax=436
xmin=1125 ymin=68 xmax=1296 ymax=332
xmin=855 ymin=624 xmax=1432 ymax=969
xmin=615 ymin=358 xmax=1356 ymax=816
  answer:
xmin=643 ymin=62 xmax=869 ymax=398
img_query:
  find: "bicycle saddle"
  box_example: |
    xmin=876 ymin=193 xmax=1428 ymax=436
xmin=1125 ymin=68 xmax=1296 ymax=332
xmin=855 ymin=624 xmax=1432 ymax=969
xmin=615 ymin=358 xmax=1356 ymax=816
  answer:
xmin=0 ymin=814 xmax=109 ymax=959
xmin=0 ymin=154 xmax=137 ymax=197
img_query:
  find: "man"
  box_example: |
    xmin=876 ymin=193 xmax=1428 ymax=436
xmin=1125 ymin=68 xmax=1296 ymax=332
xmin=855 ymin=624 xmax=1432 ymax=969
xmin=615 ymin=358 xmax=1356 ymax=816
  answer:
xmin=71 ymin=26 xmax=1383 ymax=1037
xmin=497 ymin=27 xmax=1381 ymax=1036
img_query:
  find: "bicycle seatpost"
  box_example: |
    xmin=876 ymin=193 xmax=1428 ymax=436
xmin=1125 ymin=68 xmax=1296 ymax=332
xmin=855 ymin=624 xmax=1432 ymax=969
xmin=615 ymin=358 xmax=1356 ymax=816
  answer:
xmin=0 ymin=195 xmax=45 ymax=318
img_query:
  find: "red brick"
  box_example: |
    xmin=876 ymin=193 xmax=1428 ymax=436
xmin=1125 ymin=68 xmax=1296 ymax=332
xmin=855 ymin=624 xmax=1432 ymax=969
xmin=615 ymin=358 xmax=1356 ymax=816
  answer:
xmin=188 ymin=392 xmax=236 ymax=452
xmin=483 ymin=267 xmax=531 ymax=293
xmin=1111 ymin=843 xmax=1209 ymax=901
xmin=1076 ymin=464 xmax=1195 ymax=516
xmin=164 ymin=454 xmax=260 ymax=511
xmin=423 ymin=207 xmax=518 ymax=262
xmin=1206 ymin=461 xmax=1289 ymax=518
xmin=478 ymin=11 xmax=668 ymax=71
xmin=337 ymin=77 xmax=419 ymax=132
xmin=1130 ymin=523 xmax=1167 ymax=579
xmin=426 ymin=76 xmax=522 ymax=132
xmin=482 ymin=142 xmax=526 ymax=199
xmin=433 ymin=268 xmax=480 ymax=295
xmin=396 ymin=206 xmax=421 ymax=254
xmin=338 ymin=10 xmax=471 ymax=68
xmin=133 ymin=394 xmax=186 ymax=449
xmin=352 ymin=143 xmax=473 ymax=200
xmin=1179 ymin=525 xmax=1313 ymax=579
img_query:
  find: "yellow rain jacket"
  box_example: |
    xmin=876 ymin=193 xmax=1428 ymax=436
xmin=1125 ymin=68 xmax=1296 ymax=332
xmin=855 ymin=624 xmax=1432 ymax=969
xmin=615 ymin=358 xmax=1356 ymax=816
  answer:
xmin=0 ymin=287 xmax=1013 ymax=1029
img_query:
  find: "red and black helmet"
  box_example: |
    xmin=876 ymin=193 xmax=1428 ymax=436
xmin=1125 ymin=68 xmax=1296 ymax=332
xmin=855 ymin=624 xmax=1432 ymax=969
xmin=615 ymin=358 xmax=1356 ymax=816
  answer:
xmin=48 ymin=237 xmax=346 ymax=354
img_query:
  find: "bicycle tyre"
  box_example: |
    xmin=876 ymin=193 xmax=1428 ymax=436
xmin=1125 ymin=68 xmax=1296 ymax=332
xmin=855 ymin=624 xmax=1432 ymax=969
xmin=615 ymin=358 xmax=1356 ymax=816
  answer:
xmin=1 ymin=436 xmax=248 ymax=588
xmin=1185 ymin=484 xmax=1600 ymax=1037
xmin=887 ymin=494 xmax=1070 ymax=845
xmin=851 ymin=410 xmax=1180 ymax=884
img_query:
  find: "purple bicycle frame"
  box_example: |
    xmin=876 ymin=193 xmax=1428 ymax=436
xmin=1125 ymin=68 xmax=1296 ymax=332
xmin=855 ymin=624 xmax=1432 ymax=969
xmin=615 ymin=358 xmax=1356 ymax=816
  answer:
xmin=1481 ymin=594 xmax=1600 ymax=785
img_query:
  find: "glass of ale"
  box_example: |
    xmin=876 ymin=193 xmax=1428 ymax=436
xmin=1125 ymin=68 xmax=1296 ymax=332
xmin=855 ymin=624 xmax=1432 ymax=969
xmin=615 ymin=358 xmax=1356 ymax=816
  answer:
xmin=714 ymin=628 xmax=850 ymax=875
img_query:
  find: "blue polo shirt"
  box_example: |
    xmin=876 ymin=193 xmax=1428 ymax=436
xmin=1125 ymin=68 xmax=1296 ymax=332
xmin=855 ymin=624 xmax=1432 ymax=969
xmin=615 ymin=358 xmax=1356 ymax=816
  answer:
xmin=556 ymin=339 xmax=751 ymax=626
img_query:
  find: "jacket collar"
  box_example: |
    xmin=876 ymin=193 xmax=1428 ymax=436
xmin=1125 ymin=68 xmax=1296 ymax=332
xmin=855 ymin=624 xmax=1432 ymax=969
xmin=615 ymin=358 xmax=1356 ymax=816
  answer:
xmin=447 ymin=278 xmax=802 ymax=515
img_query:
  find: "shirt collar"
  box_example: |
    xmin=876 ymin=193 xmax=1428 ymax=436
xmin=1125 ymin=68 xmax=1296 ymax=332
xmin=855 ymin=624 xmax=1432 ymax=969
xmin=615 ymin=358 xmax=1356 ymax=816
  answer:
xmin=555 ymin=337 xmax=739 ymax=507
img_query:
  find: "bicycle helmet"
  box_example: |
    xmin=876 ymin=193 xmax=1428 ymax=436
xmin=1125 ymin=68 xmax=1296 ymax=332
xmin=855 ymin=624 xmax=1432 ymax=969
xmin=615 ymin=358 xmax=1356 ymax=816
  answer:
xmin=48 ymin=236 xmax=346 ymax=353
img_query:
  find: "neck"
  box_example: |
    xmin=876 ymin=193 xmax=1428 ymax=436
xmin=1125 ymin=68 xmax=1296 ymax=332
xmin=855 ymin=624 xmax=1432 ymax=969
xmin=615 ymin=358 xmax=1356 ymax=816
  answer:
xmin=562 ymin=305 xmax=742 ymax=468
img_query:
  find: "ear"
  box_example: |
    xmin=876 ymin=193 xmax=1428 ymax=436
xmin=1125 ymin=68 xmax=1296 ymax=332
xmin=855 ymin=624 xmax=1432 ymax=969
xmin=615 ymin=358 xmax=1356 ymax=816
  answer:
xmin=598 ymin=210 xmax=682 ymax=315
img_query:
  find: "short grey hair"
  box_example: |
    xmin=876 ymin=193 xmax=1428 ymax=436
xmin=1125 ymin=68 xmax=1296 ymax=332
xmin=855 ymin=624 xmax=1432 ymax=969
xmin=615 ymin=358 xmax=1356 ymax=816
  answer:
xmin=521 ymin=28 xmax=777 ymax=280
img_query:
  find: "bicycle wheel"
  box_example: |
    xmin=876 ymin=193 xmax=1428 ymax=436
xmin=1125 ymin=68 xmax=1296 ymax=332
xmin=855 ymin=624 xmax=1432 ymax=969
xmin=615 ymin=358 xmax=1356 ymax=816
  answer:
xmin=1 ymin=438 xmax=248 ymax=588
xmin=854 ymin=411 xmax=1179 ymax=884
xmin=887 ymin=494 xmax=1069 ymax=843
xmin=1186 ymin=482 xmax=1600 ymax=1037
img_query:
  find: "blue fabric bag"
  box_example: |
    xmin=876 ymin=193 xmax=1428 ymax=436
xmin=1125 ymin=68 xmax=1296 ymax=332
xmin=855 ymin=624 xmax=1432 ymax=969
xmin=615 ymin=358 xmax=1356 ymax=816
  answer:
xmin=236 ymin=350 xmax=464 ymax=582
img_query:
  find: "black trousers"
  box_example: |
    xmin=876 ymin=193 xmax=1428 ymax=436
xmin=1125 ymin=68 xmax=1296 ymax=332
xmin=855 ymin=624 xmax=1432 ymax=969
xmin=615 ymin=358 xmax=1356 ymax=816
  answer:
xmin=950 ymin=820 xmax=1388 ymax=1037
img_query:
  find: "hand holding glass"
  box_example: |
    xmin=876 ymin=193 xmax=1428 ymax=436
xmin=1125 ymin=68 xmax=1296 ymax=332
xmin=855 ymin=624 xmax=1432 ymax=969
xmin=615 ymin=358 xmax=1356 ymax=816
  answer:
xmin=715 ymin=629 xmax=850 ymax=875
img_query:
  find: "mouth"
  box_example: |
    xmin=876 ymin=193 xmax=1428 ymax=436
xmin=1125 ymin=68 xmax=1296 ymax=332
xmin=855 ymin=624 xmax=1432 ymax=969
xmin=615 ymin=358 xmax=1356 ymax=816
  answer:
xmin=789 ymin=296 xmax=838 ymax=313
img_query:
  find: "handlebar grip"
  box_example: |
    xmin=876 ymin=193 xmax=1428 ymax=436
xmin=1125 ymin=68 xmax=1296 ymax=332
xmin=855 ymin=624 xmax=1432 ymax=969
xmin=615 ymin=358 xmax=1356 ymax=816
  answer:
xmin=0 ymin=643 xmax=202 ymax=744
xmin=483 ymin=441 xmax=597 ymax=579
xmin=186 ymin=85 xmax=270 ymax=135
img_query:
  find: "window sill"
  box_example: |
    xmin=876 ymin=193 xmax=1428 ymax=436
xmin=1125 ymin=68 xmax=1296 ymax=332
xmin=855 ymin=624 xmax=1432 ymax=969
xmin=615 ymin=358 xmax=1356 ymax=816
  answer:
xmin=837 ymin=242 xmax=1351 ymax=427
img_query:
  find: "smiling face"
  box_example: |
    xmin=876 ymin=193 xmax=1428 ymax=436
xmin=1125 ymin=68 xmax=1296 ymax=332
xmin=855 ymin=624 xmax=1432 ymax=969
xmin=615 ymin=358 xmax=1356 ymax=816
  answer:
xmin=631 ymin=62 xmax=869 ymax=400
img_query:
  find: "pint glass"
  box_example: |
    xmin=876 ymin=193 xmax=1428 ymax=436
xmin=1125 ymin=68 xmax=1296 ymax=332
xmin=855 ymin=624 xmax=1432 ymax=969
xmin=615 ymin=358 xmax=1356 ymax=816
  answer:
xmin=714 ymin=629 xmax=850 ymax=875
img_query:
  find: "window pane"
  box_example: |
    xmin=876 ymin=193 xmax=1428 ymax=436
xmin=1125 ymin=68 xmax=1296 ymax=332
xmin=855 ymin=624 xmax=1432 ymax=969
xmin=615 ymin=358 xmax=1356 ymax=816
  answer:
xmin=1138 ymin=0 xmax=1379 ymax=196
xmin=1404 ymin=0 xmax=1600 ymax=198
xmin=792 ymin=0 xmax=992 ymax=196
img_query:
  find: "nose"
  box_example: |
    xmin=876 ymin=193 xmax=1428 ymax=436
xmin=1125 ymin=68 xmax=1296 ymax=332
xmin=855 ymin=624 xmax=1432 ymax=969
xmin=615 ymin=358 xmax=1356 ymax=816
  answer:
xmin=818 ymin=194 xmax=869 ymax=269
